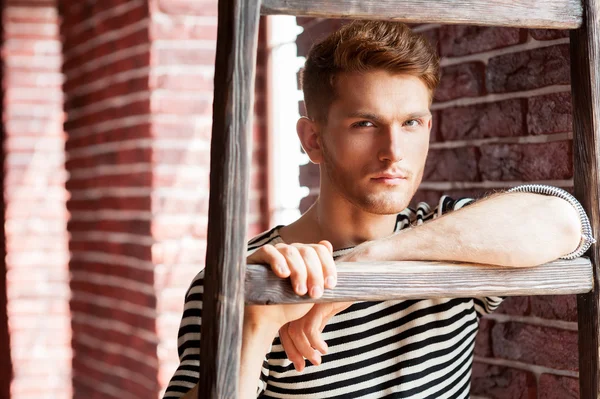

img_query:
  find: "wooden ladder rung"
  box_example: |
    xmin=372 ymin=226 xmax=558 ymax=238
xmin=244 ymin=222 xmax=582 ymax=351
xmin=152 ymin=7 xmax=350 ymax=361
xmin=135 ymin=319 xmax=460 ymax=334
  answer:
xmin=245 ymin=258 xmax=593 ymax=304
xmin=260 ymin=0 xmax=582 ymax=29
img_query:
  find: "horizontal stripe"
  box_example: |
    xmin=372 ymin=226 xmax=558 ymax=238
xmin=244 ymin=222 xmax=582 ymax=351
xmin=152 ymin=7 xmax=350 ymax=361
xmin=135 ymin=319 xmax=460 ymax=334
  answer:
xmin=164 ymin=197 xmax=504 ymax=399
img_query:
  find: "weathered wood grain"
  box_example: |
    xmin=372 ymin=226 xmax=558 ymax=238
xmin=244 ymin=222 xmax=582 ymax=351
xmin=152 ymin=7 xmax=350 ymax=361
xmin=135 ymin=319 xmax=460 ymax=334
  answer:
xmin=570 ymin=0 xmax=600 ymax=396
xmin=260 ymin=0 xmax=582 ymax=29
xmin=245 ymin=259 xmax=593 ymax=304
xmin=198 ymin=0 xmax=261 ymax=398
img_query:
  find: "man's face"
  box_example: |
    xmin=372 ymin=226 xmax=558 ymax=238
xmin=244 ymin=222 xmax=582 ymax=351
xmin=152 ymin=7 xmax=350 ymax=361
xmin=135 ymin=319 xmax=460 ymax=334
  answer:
xmin=318 ymin=70 xmax=432 ymax=215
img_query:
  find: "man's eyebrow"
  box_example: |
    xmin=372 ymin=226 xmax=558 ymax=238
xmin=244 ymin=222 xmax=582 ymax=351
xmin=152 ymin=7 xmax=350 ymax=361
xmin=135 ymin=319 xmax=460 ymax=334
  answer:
xmin=346 ymin=111 xmax=383 ymax=122
xmin=406 ymin=111 xmax=432 ymax=119
xmin=346 ymin=111 xmax=432 ymax=120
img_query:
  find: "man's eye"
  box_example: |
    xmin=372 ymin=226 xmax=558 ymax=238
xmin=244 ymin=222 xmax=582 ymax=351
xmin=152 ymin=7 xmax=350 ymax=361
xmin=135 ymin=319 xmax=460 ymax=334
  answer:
xmin=352 ymin=121 xmax=374 ymax=128
xmin=404 ymin=119 xmax=422 ymax=127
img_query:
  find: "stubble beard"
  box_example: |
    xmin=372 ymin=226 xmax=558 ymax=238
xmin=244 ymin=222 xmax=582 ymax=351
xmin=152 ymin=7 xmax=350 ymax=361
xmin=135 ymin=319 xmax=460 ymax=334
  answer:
xmin=321 ymin=144 xmax=414 ymax=215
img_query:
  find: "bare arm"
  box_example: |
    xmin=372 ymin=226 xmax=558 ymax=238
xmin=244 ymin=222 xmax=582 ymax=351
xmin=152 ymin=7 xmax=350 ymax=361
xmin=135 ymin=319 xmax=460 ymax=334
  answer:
xmin=173 ymin=241 xmax=335 ymax=399
xmin=349 ymin=192 xmax=582 ymax=267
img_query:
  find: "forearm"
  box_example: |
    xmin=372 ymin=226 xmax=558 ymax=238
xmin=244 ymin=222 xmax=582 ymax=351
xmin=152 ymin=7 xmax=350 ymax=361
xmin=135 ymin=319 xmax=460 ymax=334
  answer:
xmin=239 ymin=317 xmax=279 ymax=399
xmin=364 ymin=192 xmax=582 ymax=267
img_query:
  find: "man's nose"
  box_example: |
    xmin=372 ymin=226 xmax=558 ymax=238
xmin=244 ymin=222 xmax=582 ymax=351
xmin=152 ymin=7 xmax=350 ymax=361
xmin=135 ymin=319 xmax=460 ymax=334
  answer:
xmin=377 ymin=126 xmax=404 ymax=163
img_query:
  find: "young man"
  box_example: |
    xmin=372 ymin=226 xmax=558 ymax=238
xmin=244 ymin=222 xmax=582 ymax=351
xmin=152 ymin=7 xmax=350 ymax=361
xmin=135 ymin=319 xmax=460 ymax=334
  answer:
xmin=164 ymin=21 xmax=593 ymax=399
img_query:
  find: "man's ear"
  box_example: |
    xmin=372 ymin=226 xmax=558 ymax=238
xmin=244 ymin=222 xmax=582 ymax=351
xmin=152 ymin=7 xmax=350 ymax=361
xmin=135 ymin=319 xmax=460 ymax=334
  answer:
xmin=297 ymin=116 xmax=323 ymax=164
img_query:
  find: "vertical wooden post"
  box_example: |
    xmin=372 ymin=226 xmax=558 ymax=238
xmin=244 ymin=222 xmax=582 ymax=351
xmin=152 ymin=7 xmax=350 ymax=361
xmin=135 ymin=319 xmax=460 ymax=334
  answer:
xmin=571 ymin=0 xmax=600 ymax=396
xmin=199 ymin=0 xmax=262 ymax=398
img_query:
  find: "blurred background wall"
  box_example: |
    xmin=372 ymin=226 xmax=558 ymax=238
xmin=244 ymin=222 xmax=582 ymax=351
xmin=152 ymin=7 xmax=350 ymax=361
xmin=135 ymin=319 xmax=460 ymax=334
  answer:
xmin=0 ymin=1 xmax=579 ymax=398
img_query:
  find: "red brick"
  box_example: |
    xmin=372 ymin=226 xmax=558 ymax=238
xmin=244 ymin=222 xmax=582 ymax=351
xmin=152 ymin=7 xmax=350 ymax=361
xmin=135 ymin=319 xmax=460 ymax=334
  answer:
xmin=68 ymin=197 xmax=151 ymax=213
xmin=486 ymin=44 xmax=571 ymax=93
xmin=296 ymin=19 xmax=349 ymax=56
xmin=64 ymin=99 xmax=150 ymax=131
xmin=151 ymin=93 xmax=212 ymax=115
xmin=64 ymin=27 xmax=150 ymax=74
xmin=475 ymin=317 xmax=494 ymax=357
xmin=152 ymin=147 xmax=210 ymax=166
xmin=435 ymin=62 xmax=486 ymax=102
xmin=479 ymin=141 xmax=572 ymax=181
xmin=150 ymin=19 xmax=217 ymax=41
xmin=299 ymin=162 xmax=319 ymax=188
xmin=65 ymin=147 xmax=153 ymax=170
xmin=530 ymin=29 xmax=570 ymax=41
xmin=66 ymin=123 xmax=152 ymax=151
xmin=157 ymin=0 xmax=217 ymax=16
xmin=70 ymin=300 xmax=155 ymax=333
xmin=67 ymin=171 xmax=152 ymax=190
xmin=529 ymin=295 xmax=577 ymax=322
xmin=65 ymin=77 xmax=149 ymax=112
xmin=67 ymin=219 xmax=152 ymax=236
xmin=495 ymin=296 xmax=529 ymax=316
xmin=440 ymin=99 xmax=524 ymax=141
xmin=62 ymin=3 xmax=149 ymax=49
xmin=64 ymin=51 xmax=151 ymax=92
xmin=527 ymin=92 xmax=572 ymax=135
xmin=153 ymin=46 xmax=215 ymax=67
xmin=72 ymin=338 xmax=157 ymax=384
xmin=300 ymin=193 xmax=318 ymax=214
xmin=69 ymin=241 xmax=151 ymax=262
xmin=440 ymin=26 xmax=524 ymax=57
xmin=470 ymin=362 xmax=537 ymax=399
xmin=424 ymin=147 xmax=480 ymax=182
xmin=151 ymin=71 xmax=213 ymax=91
xmin=70 ymin=262 xmax=153 ymax=289
xmin=491 ymin=322 xmax=578 ymax=370
xmin=152 ymin=119 xmax=212 ymax=141
xmin=70 ymin=279 xmax=155 ymax=309
xmin=419 ymin=28 xmax=439 ymax=54
xmin=538 ymin=374 xmax=578 ymax=399
xmin=3 ymin=38 xmax=61 ymax=56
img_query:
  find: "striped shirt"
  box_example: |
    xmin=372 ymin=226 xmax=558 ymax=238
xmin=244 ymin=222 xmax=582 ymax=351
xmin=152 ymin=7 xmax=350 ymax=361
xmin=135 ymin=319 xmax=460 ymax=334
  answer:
xmin=164 ymin=196 xmax=503 ymax=398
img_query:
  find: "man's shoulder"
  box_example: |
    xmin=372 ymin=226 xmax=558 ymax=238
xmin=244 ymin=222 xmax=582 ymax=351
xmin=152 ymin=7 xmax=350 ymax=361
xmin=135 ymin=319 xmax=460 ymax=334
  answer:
xmin=247 ymin=225 xmax=283 ymax=251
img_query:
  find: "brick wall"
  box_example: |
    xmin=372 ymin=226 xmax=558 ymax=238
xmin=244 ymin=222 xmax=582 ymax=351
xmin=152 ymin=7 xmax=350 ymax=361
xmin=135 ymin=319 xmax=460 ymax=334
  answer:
xmin=2 ymin=1 xmax=71 ymax=398
xmin=296 ymin=20 xmax=577 ymax=398
xmin=147 ymin=0 xmax=269 ymax=391
xmin=59 ymin=0 xmax=268 ymax=397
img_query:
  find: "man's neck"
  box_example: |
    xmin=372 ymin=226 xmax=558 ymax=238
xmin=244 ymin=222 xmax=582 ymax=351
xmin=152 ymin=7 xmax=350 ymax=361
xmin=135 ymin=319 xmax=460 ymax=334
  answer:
xmin=279 ymin=191 xmax=399 ymax=250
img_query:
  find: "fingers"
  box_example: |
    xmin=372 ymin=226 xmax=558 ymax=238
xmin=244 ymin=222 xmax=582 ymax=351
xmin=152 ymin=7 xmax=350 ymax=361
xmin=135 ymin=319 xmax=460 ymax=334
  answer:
xmin=287 ymin=320 xmax=323 ymax=366
xmin=248 ymin=241 xmax=336 ymax=299
xmin=276 ymin=244 xmax=309 ymax=296
xmin=297 ymin=246 xmax=324 ymax=299
xmin=302 ymin=307 xmax=328 ymax=354
xmin=315 ymin=241 xmax=337 ymax=289
xmin=279 ymin=324 xmax=306 ymax=372
xmin=247 ymin=244 xmax=290 ymax=278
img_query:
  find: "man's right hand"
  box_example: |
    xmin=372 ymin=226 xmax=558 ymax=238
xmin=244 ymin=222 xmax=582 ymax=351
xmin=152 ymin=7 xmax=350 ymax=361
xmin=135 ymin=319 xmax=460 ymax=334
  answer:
xmin=244 ymin=240 xmax=338 ymax=338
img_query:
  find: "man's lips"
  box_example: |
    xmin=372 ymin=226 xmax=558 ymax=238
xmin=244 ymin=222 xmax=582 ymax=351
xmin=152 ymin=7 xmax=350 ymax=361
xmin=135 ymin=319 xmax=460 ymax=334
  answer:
xmin=371 ymin=172 xmax=409 ymax=180
xmin=370 ymin=173 xmax=409 ymax=185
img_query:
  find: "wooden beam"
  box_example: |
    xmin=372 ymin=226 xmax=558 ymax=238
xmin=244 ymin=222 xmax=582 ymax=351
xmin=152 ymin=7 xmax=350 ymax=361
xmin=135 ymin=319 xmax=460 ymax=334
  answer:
xmin=198 ymin=0 xmax=261 ymax=398
xmin=571 ymin=0 xmax=600 ymax=396
xmin=245 ymin=259 xmax=593 ymax=304
xmin=260 ymin=0 xmax=582 ymax=29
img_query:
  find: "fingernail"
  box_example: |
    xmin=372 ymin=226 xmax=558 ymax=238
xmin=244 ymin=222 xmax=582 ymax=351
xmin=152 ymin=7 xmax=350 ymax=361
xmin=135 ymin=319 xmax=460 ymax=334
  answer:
xmin=277 ymin=264 xmax=289 ymax=275
xmin=325 ymin=276 xmax=336 ymax=288
xmin=296 ymin=284 xmax=307 ymax=295
xmin=310 ymin=285 xmax=323 ymax=298
xmin=313 ymin=350 xmax=322 ymax=365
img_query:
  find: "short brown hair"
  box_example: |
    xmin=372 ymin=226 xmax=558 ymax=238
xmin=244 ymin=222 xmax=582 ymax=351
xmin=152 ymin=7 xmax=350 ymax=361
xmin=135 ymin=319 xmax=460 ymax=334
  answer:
xmin=301 ymin=20 xmax=440 ymax=122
